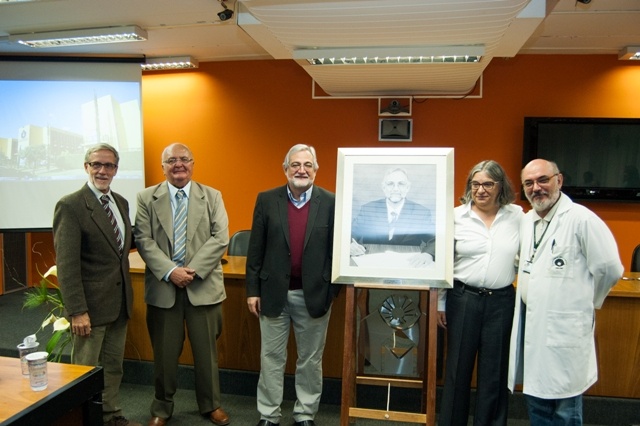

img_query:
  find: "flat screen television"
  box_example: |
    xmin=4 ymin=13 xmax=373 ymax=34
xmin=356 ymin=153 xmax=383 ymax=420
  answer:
xmin=522 ymin=117 xmax=640 ymax=202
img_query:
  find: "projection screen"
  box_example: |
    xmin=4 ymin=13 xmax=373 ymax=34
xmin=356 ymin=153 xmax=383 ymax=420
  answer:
xmin=0 ymin=60 xmax=145 ymax=230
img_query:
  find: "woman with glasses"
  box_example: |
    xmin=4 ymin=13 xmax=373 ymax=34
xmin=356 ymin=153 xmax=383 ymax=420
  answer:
xmin=437 ymin=160 xmax=524 ymax=426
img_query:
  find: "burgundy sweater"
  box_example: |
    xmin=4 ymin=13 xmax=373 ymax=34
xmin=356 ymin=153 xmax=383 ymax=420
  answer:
xmin=288 ymin=200 xmax=310 ymax=290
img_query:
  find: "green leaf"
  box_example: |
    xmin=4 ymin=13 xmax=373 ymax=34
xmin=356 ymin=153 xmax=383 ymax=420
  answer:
xmin=45 ymin=329 xmax=68 ymax=355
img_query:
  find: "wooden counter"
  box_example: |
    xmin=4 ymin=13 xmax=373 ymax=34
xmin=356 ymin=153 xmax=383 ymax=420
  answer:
xmin=125 ymin=252 xmax=640 ymax=398
xmin=125 ymin=251 xmax=346 ymax=378
xmin=590 ymin=271 xmax=640 ymax=398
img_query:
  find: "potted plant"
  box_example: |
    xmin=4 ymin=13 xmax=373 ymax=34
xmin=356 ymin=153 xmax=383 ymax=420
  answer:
xmin=22 ymin=265 xmax=72 ymax=362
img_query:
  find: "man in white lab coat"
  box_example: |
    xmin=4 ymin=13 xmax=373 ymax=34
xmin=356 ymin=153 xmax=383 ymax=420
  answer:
xmin=508 ymin=159 xmax=623 ymax=426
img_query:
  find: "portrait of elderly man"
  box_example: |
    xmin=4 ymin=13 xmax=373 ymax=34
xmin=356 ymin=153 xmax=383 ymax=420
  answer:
xmin=350 ymin=166 xmax=435 ymax=268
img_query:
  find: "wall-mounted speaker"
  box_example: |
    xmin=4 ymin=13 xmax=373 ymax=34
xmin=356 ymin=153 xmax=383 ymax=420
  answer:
xmin=379 ymin=118 xmax=412 ymax=142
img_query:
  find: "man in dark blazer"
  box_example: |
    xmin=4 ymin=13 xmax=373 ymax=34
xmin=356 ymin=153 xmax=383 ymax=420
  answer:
xmin=246 ymin=144 xmax=338 ymax=426
xmin=134 ymin=143 xmax=229 ymax=426
xmin=351 ymin=167 xmax=435 ymax=266
xmin=53 ymin=143 xmax=140 ymax=426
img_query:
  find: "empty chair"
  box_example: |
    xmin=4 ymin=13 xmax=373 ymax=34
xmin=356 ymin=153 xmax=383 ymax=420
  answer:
xmin=632 ymin=243 xmax=640 ymax=272
xmin=228 ymin=230 xmax=251 ymax=256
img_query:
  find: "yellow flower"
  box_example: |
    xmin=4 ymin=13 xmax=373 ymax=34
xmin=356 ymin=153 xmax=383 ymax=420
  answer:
xmin=53 ymin=317 xmax=70 ymax=332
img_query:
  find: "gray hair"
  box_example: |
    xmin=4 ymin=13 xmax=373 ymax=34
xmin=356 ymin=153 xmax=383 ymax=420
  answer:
xmin=84 ymin=143 xmax=119 ymax=164
xmin=460 ymin=160 xmax=515 ymax=206
xmin=283 ymin=144 xmax=319 ymax=170
xmin=382 ymin=167 xmax=410 ymax=183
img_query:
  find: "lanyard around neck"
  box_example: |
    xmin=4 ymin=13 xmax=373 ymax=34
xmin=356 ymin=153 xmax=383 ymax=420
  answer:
xmin=533 ymin=219 xmax=550 ymax=250
xmin=530 ymin=218 xmax=551 ymax=263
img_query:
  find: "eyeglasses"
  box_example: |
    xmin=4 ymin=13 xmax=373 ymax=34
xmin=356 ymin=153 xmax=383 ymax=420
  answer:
xmin=163 ymin=157 xmax=193 ymax=165
xmin=384 ymin=181 xmax=409 ymax=189
xmin=471 ymin=181 xmax=497 ymax=190
xmin=522 ymin=173 xmax=559 ymax=189
xmin=86 ymin=162 xmax=118 ymax=171
xmin=289 ymin=162 xmax=314 ymax=171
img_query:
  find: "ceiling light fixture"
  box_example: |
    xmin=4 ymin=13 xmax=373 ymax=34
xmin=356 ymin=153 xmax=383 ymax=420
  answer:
xmin=8 ymin=25 xmax=147 ymax=48
xmin=217 ymin=0 xmax=234 ymax=21
xmin=142 ymin=56 xmax=199 ymax=71
xmin=293 ymin=45 xmax=484 ymax=65
xmin=618 ymin=46 xmax=640 ymax=60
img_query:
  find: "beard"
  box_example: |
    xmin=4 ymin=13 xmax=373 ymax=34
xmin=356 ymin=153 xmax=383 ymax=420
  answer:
xmin=91 ymin=175 xmax=113 ymax=193
xmin=288 ymin=175 xmax=313 ymax=190
xmin=527 ymin=187 xmax=560 ymax=213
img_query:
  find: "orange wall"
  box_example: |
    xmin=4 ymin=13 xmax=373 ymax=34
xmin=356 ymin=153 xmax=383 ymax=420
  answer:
xmin=17 ymin=54 xmax=640 ymax=287
xmin=140 ymin=55 xmax=640 ymax=270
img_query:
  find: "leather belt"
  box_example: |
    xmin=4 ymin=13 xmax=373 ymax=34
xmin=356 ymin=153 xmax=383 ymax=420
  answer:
xmin=453 ymin=279 xmax=512 ymax=296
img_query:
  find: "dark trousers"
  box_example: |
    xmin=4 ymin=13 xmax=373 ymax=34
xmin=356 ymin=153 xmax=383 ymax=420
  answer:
xmin=146 ymin=288 xmax=223 ymax=419
xmin=438 ymin=282 xmax=515 ymax=426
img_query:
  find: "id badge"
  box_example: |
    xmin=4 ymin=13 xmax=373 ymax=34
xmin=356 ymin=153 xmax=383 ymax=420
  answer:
xmin=522 ymin=260 xmax=532 ymax=274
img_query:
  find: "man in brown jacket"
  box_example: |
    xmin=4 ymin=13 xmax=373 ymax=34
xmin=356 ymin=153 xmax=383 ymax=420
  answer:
xmin=53 ymin=143 xmax=139 ymax=426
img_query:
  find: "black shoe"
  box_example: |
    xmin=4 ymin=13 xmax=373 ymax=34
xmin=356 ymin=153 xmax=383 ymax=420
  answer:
xmin=294 ymin=421 xmax=316 ymax=426
xmin=256 ymin=421 xmax=278 ymax=426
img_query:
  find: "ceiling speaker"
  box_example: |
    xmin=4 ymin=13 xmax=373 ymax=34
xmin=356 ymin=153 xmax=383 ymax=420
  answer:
xmin=379 ymin=119 xmax=412 ymax=142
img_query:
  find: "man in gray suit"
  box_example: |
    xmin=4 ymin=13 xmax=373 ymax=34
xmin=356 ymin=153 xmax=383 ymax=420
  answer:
xmin=246 ymin=144 xmax=339 ymax=426
xmin=134 ymin=143 xmax=230 ymax=426
xmin=53 ymin=143 xmax=140 ymax=426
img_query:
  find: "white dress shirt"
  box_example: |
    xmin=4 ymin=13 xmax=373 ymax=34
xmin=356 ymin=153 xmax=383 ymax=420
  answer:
xmin=438 ymin=202 xmax=523 ymax=311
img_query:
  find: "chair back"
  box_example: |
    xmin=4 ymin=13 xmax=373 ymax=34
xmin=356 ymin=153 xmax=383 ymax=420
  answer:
xmin=632 ymin=243 xmax=640 ymax=273
xmin=228 ymin=230 xmax=251 ymax=256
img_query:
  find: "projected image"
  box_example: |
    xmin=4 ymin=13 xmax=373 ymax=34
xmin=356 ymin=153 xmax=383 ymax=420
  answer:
xmin=0 ymin=62 xmax=145 ymax=230
xmin=0 ymin=80 xmax=142 ymax=181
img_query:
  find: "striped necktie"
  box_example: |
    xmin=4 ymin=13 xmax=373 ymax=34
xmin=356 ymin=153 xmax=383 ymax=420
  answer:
xmin=173 ymin=189 xmax=187 ymax=266
xmin=100 ymin=195 xmax=124 ymax=255
xmin=389 ymin=211 xmax=398 ymax=240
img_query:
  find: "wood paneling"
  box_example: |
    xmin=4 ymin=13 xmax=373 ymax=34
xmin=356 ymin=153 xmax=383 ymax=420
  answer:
xmin=589 ymin=273 xmax=640 ymax=398
xmin=125 ymin=252 xmax=640 ymax=398
xmin=125 ymin=252 xmax=346 ymax=377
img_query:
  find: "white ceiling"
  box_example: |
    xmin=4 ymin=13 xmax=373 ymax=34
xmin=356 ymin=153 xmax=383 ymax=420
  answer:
xmin=0 ymin=0 xmax=639 ymax=96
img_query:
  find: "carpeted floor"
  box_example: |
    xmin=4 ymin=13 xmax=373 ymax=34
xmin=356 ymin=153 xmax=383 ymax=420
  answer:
xmin=117 ymin=381 xmax=541 ymax=426
xmin=0 ymin=288 xmax=60 ymax=358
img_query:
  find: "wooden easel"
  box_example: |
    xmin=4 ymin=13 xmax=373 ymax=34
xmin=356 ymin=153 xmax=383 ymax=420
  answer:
xmin=340 ymin=284 xmax=438 ymax=425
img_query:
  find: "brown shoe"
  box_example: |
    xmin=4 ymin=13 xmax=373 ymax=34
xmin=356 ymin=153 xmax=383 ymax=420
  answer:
xmin=147 ymin=417 xmax=167 ymax=426
xmin=209 ymin=407 xmax=230 ymax=425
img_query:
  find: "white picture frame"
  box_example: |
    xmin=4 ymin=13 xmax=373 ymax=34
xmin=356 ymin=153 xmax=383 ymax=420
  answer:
xmin=331 ymin=147 xmax=454 ymax=289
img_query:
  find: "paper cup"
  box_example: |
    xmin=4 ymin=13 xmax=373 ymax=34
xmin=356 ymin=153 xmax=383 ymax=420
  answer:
xmin=25 ymin=351 xmax=49 ymax=391
xmin=17 ymin=341 xmax=39 ymax=377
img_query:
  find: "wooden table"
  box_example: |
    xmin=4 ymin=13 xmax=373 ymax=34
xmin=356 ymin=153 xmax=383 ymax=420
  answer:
xmin=0 ymin=356 xmax=103 ymax=426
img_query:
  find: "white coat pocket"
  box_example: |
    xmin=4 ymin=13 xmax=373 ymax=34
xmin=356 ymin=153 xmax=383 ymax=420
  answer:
xmin=546 ymin=310 xmax=587 ymax=347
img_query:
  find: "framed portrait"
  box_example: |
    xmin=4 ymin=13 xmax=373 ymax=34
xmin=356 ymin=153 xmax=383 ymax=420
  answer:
xmin=331 ymin=147 xmax=454 ymax=289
